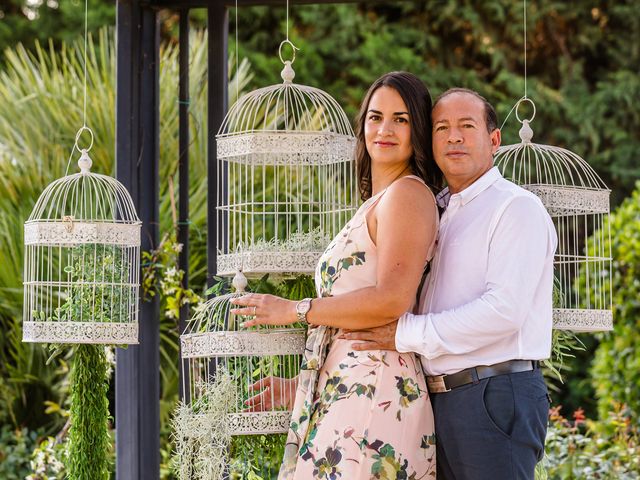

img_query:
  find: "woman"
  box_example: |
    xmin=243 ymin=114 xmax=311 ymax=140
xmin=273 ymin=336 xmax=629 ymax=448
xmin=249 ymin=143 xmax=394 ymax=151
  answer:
xmin=231 ymin=71 xmax=442 ymax=479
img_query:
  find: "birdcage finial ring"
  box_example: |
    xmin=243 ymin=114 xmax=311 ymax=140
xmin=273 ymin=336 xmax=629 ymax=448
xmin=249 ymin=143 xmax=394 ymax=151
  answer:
xmin=74 ymin=125 xmax=94 ymax=152
xmin=278 ymin=39 xmax=299 ymax=65
xmin=515 ymin=97 xmax=536 ymax=124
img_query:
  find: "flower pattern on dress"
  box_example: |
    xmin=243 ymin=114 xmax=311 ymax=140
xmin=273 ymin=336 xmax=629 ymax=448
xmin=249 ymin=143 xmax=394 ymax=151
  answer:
xmin=279 ymin=177 xmax=437 ymax=479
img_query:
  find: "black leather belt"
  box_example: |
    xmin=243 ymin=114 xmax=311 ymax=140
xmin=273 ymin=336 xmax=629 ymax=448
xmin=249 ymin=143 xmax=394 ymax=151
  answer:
xmin=426 ymin=360 xmax=538 ymax=394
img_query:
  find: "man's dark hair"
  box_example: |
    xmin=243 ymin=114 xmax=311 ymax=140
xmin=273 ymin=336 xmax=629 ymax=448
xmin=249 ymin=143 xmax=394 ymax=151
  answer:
xmin=433 ymin=88 xmax=498 ymax=133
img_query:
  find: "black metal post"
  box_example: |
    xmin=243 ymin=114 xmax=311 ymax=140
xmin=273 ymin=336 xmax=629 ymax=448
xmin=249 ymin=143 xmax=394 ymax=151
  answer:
xmin=115 ymin=1 xmax=161 ymax=479
xmin=207 ymin=4 xmax=229 ymax=285
xmin=178 ymin=9 xmax=191 ymax=402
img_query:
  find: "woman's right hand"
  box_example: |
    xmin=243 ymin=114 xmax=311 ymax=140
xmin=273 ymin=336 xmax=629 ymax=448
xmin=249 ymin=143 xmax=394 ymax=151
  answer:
xmin=244 ymin=376 xmax=298 ymax=411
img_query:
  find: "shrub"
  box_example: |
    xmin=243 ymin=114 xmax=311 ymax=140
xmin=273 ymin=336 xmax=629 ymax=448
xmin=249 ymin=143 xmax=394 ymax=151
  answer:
xmin=540 ymin=403 xmax=640 ymax=479
xmin=0 ymin=426 xmax=40 ymax=479
xmin=584 ymin=182 xmax=640 ymax=421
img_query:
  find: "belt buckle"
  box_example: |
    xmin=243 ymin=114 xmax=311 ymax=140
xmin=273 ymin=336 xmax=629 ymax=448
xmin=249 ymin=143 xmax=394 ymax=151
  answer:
xmin=427 ymin=375 xmax=451 ymax=393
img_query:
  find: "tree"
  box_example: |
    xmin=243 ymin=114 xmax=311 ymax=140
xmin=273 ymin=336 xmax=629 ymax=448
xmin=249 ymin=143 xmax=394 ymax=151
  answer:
xmin=0 ymin=0 xmax=115 ymax=65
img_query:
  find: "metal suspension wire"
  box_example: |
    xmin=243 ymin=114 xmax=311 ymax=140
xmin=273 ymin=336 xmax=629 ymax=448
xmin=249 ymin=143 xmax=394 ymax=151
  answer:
xmin=523 ymin=0 xmax=527 ymax=99
xmin=65 ymin=0 xmax=93 ymax=177
xmin=235 ymin=0 xmax=239 ymax=104
xmin=500 ymin=0 xmax=529 ymax=131
xmin=83 ymin=0 xmax=88 ymax=127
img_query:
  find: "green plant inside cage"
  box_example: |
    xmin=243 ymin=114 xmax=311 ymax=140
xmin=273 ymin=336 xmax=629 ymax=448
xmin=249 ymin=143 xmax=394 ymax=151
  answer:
xmin=31 ymin=244 xmax=132 ymax=323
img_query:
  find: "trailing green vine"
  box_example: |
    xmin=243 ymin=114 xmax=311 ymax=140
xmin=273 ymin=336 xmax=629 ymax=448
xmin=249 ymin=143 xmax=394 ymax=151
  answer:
xmin=67 ymin=345 xmax=111 ymax=480
xmin=542 ymin=330 xmax=586 ymax=385
xmin=541 ymin=278 xmax=587 ymax=386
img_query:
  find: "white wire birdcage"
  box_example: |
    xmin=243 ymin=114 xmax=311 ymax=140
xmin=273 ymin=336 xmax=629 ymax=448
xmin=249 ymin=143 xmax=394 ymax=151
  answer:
xmin=180 ymin=272 xmax=305 ymax=436
xmin=23 ymin=141 xmax=141 ymax=344
xmin=215 ymin=41 xmax=357 ymax=276
xmin=494 ymin=99 xmax=612 ymax=332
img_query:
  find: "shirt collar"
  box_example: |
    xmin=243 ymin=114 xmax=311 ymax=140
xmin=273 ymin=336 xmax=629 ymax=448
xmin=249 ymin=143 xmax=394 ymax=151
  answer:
xmin=436 ymin=166 xmax=502 ymax=208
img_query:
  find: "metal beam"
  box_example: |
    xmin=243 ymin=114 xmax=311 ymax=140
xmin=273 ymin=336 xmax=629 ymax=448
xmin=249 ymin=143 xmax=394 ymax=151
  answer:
xmin=207 ymin=4 xmax=228 ymax=284
xmin=115 ymin=1 xmax=161 ymax=479
xmin=178 ymin=8 xmax=190 ymax=402
xmin=146 ymin=0 xmax=370 ymax=8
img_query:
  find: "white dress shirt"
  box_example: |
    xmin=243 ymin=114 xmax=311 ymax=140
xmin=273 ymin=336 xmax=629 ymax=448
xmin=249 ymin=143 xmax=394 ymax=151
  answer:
xmin=396 ymin=167 xmax=557 ymax=376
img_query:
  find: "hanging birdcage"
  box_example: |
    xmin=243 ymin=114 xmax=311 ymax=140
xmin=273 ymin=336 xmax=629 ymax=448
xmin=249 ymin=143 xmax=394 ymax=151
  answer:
xmin=215 ymin=41 xmax=357 ymax=276
xmin=23 ymin=137 xmax=141 ymax=344
xmin=180 ymin=272 xmax=305 ymax=436
xmin=494 ymin=99 xmax=612 ymax=332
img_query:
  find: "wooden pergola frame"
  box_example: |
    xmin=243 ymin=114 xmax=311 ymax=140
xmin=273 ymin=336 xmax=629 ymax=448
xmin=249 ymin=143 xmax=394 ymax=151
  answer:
xmin=114 ymin=1 xmax=369 ymax=478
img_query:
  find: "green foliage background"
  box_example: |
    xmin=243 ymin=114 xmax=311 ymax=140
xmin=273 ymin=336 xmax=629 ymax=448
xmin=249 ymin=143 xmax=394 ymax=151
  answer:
xmin=588 ymin=184 xmax=640 ymax=421
xmin=223 ymin=1 xmax=640 ymax=205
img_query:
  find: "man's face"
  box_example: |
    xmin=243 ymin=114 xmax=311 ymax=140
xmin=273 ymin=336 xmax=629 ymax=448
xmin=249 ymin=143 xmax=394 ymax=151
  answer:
xmin=431 ymin=92 xmax=501 ymax=193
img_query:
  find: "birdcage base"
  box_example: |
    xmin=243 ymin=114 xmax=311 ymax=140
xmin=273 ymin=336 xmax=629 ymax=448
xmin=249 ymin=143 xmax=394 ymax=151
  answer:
xmin=522 ymin=185 xmax=610 ymax=216
xmin=22 ymin=321 xmax=138 ymax=344
xmin=217 ymin=251 xmax=321 ymax=276
xmin=553 ymin=308 xmax=612 ymax=332
xmin=181 ymin=328 xmax=306 ymax=358
xmin=227 ymin=411 xmax=292 ymax=435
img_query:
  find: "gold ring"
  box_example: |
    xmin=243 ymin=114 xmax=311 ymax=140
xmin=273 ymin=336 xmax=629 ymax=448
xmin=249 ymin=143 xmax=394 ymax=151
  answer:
xmin=252 ymin=306 xmax=257 ymax=317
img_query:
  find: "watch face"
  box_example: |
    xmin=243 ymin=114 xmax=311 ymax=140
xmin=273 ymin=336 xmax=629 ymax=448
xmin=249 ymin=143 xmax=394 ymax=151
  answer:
xmin=297 ymin=299 xmax=311 ymax=314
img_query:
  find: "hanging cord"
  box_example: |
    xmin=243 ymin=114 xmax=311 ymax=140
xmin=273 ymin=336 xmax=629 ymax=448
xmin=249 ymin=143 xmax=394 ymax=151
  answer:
xmin=278 ymin=0 xmax=299 ymax=65
xmin=235 ymin=0 xmax=239 ymax=104
xmin=500 ymin=0 xmax=531 ymax=131
xmin=65 ymin=0 xmax=93 ymax=176
xmin=83 ymin=0 xmax=88 ymax=127
xmin=523 ymin=0 xmax=527 ymax=100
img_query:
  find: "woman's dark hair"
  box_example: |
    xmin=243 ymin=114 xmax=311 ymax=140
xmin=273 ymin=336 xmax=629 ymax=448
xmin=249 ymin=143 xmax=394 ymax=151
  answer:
xmin=354 ymin=71 xmax=443 ymax=200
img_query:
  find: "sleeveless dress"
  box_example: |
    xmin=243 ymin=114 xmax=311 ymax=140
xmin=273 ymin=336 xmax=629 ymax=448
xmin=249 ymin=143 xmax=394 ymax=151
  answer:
xmin=279 ymin=175 xmax=438 ymax=479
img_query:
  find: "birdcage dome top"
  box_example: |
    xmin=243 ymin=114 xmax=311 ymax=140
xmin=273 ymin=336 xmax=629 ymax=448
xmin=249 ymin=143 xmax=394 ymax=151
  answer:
xmin=24 ymin=150 xmax=140 ymax=248
xmin=217 ymin=65 xmax=354 ymax=136
xmin=495 ymin=119 xmax=610 ymax=216
xmin=27 ymin=150 xmax=140 ymax=224
xmin=216 ymin=56 xmax=355 ymax=165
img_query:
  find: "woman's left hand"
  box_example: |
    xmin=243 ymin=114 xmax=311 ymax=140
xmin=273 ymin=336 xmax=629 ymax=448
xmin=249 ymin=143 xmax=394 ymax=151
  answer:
xmin=230 ymin=293 xmax=298 ymax=327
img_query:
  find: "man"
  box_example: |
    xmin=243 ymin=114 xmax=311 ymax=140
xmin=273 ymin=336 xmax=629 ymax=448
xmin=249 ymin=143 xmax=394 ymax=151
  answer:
xmin=343 ymin=88 xmax=557 ymax=479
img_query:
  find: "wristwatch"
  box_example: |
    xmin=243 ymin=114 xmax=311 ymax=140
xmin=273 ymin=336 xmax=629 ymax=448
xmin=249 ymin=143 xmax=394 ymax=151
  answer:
xmin=295 ymin=298 xmax=313 ymax=324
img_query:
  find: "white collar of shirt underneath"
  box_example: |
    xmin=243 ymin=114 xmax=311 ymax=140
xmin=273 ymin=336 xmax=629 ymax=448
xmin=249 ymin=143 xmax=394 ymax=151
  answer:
xmin=435 ymin=166 xmax=502 ymax=210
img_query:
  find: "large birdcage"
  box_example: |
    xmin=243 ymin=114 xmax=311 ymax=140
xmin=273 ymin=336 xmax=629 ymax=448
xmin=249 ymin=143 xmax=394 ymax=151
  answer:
xmin=180 ymin=272 xmax=305 ymax=436
xmin=215 ymin=42 xmax=357 ymax=276
xmin=494 ymin=99 xmax=612 ymax=332
xmin=23 ymin=146 xmax=141 ymax=344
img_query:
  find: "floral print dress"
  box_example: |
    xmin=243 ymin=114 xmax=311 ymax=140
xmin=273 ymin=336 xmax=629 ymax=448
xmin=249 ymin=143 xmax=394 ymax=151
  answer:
xmin=279 ymin=175 xmax=438 ymax=480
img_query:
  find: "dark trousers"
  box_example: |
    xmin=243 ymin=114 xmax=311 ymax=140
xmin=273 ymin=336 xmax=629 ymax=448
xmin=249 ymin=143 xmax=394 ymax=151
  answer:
xmin=430 ymin=368 xmax=549 ymax=480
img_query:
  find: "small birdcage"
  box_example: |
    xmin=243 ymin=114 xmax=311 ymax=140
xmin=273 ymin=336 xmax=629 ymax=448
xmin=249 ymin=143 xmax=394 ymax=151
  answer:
xmin=215 ymin=41 xmax=357 ymax=276
xmin=23 ymin=141 xmax=141 ymax=344
xmin=180 ymin=272 xmax=305 ymax=435
xmin=494 ymin=99 xmax=612 ymax=332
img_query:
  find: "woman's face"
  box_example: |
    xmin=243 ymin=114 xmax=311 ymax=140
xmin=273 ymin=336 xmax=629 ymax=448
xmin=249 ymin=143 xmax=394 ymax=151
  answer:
xmin=364 ymin=86 xmax=413 ymax=168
